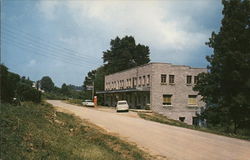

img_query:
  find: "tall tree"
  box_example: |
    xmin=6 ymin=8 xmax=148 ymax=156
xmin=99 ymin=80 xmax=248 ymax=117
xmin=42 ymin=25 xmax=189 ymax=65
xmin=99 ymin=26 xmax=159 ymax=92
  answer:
xmin=40 ymin=76 xmax=54 ymax=92
xmin=103 ymin=36 xmax=150 ymax=74
xmin=194 ymin=0 xmax=250 ymax=133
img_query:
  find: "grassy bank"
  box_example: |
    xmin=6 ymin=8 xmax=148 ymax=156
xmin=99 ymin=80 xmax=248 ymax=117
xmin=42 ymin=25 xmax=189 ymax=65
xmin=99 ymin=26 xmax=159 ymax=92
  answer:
xmin=1 ymin=102 xmax=152 ymax=160
xmin=138 ymin=112 xmax=250 ymax=141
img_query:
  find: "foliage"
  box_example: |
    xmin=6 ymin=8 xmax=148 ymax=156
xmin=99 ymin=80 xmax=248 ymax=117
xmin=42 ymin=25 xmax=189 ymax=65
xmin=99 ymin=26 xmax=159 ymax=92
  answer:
xmin=0 ymin=102 xmax=152 ymax=160
xmin=16 ymin=83 xmax=41 ymax=103
xmin=194 ymin=0 xmax=250 ymax=133
xmin=0 ymin=64 xmax=41 ymax=103
xmin=40 ymin=76 xmax=55 ymax=92
xmin=103 ymin=36 xmax=150 ymax=74
xmin=61 ymin=83 xmax=70 ymax=96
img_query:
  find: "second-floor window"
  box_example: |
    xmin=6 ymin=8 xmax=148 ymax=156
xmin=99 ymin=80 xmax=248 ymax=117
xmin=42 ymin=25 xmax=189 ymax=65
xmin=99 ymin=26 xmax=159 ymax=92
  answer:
xmin=147 ymin=75 xmax=150 ymax=85
xmin=169 ymin=75 xmax=175 ymax=84
xmin=187 ymin=75 xmax=192 ymax=84
xmin=194 ymin=76 xmax=198 ymax=84
xmin=143 ymin=76 xmax=146 ymax=86
xmin=161 ymin=74 xmax=167 ymax=83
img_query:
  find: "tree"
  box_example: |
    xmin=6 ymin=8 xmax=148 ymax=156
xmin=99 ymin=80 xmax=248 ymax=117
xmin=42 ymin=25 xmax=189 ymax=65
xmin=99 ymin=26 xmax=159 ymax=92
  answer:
xmin=194 ymin=0 xmax=250 ymax=133
xmin=40 ymin=76 xmax=54 ymax=92
xmin=61 ymin=83 xmax=70 ymax=96
xmin=103 ymin=36 xmax=150 ymax=74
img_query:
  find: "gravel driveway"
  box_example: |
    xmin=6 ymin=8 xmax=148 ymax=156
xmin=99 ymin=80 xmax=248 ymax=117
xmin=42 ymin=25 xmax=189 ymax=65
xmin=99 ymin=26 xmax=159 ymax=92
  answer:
xmin=47 ymin=100 xmax=250 ymax=160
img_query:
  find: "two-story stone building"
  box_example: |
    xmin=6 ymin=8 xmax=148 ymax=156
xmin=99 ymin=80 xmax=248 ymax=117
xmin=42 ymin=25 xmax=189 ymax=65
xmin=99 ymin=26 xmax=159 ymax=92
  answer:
xmin=97 ymin=62 xmax=207 ymax=125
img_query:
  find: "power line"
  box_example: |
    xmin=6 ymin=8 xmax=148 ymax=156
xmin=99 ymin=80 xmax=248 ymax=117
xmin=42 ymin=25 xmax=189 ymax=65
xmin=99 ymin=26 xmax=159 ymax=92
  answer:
xmin=1 ymin=33 xmax=99 ymax=68
xmin=2 ymin=28 xmax=100 ymax=64
xmin=2 ymin=37 xmax=97 ymax=69
xmin=2 ymin=25 xmax=102 ymax=62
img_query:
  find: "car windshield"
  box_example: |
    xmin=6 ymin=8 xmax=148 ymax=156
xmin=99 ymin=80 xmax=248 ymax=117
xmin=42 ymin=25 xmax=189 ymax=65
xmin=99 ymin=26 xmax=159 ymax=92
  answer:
xmin=118 ymin=102 xmax=127 ymax=105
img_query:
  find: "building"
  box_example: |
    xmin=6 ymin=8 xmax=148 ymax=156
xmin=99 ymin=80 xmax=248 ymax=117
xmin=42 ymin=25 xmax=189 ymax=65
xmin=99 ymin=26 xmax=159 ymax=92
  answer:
xmin=97 ymin=62 xmax=207 ymax=125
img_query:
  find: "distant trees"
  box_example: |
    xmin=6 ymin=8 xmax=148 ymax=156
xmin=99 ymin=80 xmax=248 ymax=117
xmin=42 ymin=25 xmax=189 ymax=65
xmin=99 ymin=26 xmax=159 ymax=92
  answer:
xmin=194 ymin=0 xmax=250 ymax=133
xmin=0 ymin=64 xmax=41 ymax=103
xmin=40 ymin=76 xmax=54 ymax=92
xmin=61 ymin=83 xmax=70 ymax=96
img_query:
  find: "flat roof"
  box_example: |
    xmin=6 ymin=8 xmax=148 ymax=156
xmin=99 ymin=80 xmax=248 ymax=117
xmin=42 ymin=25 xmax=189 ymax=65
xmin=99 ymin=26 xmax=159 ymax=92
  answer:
xmin=105 ymin=62 xmax=207 ymax=76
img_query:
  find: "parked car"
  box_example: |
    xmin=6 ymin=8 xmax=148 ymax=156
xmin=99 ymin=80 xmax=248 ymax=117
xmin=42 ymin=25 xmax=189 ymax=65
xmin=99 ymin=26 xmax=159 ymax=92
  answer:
xmin=116 ymin=100 xmax=129 ymax=112
xmin=82 ymin=100 xmax=95 ymax=107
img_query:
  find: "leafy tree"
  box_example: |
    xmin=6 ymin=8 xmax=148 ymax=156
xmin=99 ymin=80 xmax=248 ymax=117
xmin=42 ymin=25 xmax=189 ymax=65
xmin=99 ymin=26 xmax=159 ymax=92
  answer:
xmin=103 ymin=36 xmax=150 ymax=74
xmin=0 ymin=64 xmax=41 ymax=103
xmin=40 ymin=76 xmax=54 ymax=92
xmin=61 ymin=83 xmax=70 ymax=96
xmin=194 ymin=0 xmax=250 ymax=133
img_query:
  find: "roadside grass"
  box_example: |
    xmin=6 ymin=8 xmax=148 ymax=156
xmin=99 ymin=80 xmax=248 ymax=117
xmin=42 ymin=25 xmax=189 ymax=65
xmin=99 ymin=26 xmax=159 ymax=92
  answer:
xmin=138 ymin=112 xmax=250 ymax=141
xmin=66 ymin=99 xmax=83 ymax=106
xmin=1 ymin=102 xmax=153 ymax=160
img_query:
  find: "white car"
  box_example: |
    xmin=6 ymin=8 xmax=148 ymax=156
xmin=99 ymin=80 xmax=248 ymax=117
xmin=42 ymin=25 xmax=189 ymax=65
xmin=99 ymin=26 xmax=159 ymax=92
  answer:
xmin=82 ymin=100 xmax=95 ymax=107
xmin=116 ymin=100 xmax=129 ymax=112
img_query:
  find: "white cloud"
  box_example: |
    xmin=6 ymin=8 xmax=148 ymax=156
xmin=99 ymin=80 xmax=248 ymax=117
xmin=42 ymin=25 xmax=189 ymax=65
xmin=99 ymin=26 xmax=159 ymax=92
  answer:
xmin=38 ymin=0 xmax=220 ymax=65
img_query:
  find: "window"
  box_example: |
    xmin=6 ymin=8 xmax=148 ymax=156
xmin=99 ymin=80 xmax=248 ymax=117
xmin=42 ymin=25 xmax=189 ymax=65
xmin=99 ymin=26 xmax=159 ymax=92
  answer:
xmin=169 ymin=75 xmax=175 ymax=84
xmin=187 ymin=75 xmax=192 ymax=84
xmin=194 ymin=76 xmax=198 ymax=84
xmin=133 ymin=77 xmax=137 ymax=88
xmin=161 ymin=74 xmax=167 ymax=83
xmin=139 ymin=77 xmax=141 ymax=86
xmin=143 ymin=76 xmax=146 ymax=86
xmin=188 ymin=95 xmax=197 ymax=105
xmin=147 ymin=75 xmax=150 ymax=85
xmin=163 ymin=94 xmax=172 ymax=105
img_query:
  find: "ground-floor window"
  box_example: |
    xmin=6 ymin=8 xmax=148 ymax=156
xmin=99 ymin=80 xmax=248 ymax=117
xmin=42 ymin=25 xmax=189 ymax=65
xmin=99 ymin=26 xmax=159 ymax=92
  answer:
xmin=188 ymin=95 xmax=197 ymax=105
xmin=163 ymin=94 xmax=172 ymax=105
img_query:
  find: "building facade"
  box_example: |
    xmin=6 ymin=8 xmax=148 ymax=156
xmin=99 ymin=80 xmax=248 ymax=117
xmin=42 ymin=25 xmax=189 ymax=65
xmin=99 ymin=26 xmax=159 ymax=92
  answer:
xmin=97 ymin=63 xmax=207 ymax=125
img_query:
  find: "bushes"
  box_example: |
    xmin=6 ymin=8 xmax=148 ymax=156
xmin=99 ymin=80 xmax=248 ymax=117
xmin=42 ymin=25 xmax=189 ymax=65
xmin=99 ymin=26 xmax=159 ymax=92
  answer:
xmin=0 ymin=64 xmax=41 ymax=103
xmin=17 ymin=83 xmax=41 ymax=103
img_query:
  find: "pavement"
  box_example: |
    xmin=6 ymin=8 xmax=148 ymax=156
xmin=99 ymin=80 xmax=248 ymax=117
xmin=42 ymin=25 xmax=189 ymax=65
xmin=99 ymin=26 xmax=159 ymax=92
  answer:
xmin=47 ymin=100 xmax=250 ymax=160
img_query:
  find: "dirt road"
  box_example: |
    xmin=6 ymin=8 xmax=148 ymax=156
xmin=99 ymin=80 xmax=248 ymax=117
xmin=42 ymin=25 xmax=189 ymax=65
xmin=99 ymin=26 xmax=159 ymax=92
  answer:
xmin=47 ymin=100 xmax=250 ymax=160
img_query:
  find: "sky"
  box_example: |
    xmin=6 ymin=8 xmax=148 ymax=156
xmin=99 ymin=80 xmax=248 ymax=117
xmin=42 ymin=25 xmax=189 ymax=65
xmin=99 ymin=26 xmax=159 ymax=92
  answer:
xmin=1 ymin=0 xmax=223 ymax=87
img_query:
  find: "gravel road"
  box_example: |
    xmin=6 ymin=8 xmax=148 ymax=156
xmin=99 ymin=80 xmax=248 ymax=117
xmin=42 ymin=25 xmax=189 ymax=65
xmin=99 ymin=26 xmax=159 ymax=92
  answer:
xmin=47 ymin=100 xmax=250 ymax=160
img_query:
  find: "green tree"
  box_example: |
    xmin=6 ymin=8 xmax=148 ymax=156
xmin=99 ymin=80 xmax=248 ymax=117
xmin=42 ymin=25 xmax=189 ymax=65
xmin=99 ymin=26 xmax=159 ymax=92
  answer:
xmin=194 ymin=0 xmax=250 ymax=133
xmin=40 ymin=76 xmax=54 ymax=92
xmin=0 ymin=64 xmax=21 ymax=103
xmin=103 ymin=36 xmax=150 ymax=74
xmin=61 ymin=83 xmax=70 ymax=96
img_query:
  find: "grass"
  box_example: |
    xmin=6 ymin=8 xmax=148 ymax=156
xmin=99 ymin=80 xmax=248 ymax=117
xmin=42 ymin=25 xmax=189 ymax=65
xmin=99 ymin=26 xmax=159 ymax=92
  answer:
xmin=0 ymin=102 xmax=153 ymax=160
xmin=138 ymin=112 xmax=250 ymax=141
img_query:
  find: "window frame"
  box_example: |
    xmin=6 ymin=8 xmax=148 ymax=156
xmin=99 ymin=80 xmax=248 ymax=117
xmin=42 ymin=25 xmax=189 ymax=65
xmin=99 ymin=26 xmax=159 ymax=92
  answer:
xmin=188 ymin=95 xmax=198 ymax=106
xmin=169 ymin=75 xmax=175 ymax=84
xmin=161 ymin=74 xmax=167 ymax=84
xmin=186 ymin=75 xmax=192 ymax=84
xmin=163 ymin=94 xmax=172 ymax=105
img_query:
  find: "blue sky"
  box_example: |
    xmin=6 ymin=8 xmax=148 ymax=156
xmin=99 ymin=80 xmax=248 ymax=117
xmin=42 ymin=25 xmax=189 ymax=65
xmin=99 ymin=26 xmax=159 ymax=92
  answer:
xmin=1 ymin=0 xmax=223 ymax=87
